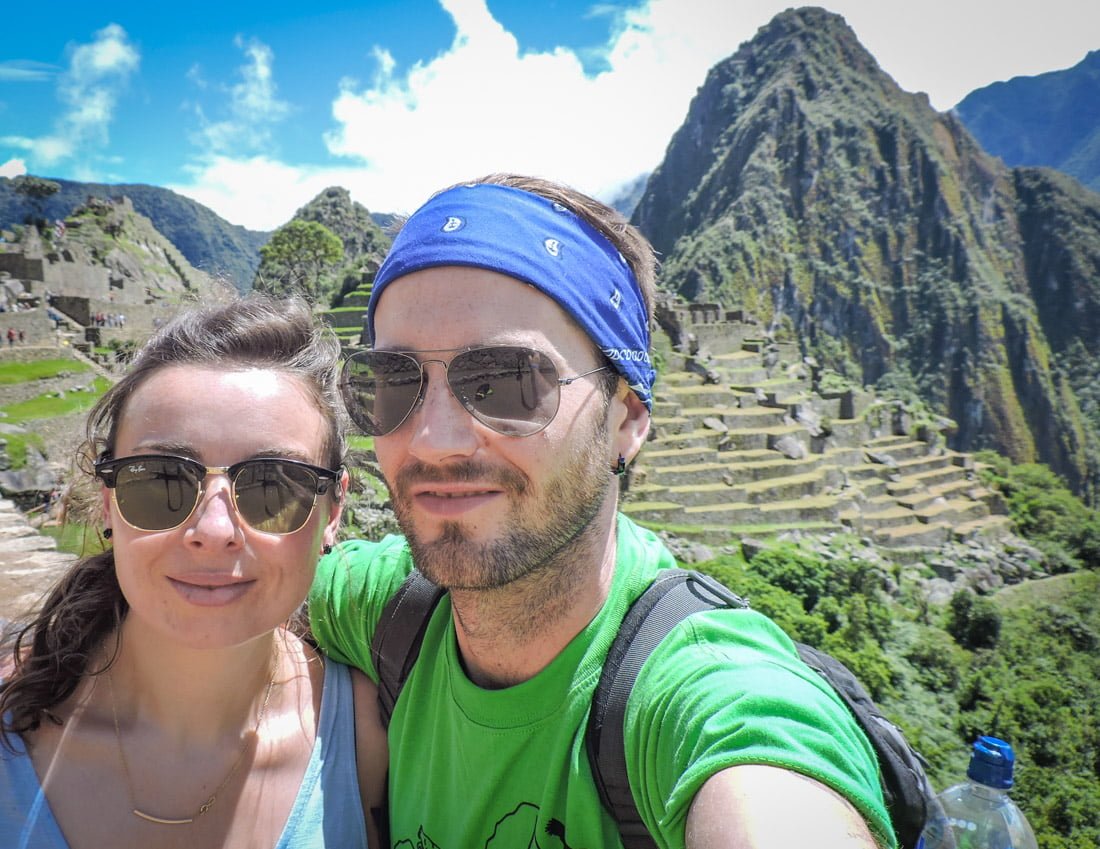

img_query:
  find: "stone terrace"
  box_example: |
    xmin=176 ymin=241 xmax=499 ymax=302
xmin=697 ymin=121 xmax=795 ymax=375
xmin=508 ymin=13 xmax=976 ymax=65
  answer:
xmin=623 ymin=305 xmax=1011 ymax=551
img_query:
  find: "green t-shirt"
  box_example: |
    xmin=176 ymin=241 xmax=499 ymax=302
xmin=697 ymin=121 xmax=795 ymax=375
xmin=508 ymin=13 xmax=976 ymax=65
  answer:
xmin=310 ymin=515 xmax=896 ymax=849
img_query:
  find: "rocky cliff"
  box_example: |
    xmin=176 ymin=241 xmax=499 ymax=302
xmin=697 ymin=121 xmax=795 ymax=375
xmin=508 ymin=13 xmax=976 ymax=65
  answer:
xmin=633 ymin=7 xmax=1100 ymax=499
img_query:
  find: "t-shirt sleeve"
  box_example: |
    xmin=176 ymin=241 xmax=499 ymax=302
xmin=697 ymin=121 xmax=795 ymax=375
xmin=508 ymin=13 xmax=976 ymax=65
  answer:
xmin=308 ymin=535 xmax=414 ymax=681
xmin=624 ymin=607 xmax=896 ymax=849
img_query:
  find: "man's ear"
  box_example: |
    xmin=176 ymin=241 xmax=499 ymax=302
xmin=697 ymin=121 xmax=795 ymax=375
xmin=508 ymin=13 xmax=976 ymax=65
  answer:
xmin=612 ymin=382 xmax=650 ymax=465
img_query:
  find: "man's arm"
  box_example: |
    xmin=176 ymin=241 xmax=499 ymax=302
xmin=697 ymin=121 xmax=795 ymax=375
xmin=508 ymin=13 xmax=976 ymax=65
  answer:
xmin=351 ymin=669 xmax=389 ymax=849
xmin=685 ymin=764 xmax=882 ymax=849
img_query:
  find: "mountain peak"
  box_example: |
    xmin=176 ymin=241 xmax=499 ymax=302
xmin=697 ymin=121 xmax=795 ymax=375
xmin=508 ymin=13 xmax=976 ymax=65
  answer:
xmin=632 ymin=6 xmax=1100 ymax=495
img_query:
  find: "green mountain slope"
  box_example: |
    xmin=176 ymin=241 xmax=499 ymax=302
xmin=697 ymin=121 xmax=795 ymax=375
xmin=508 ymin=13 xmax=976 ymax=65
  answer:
xmin=633 ymin=7 xmax=1100 ymax=499
xmin=252 ymin=186 xmax=392 ymax=308
xmin=955 ymin=50 xmax=1100 ymax=194
xmin=0 ymin=177 xmax=269 ymax=291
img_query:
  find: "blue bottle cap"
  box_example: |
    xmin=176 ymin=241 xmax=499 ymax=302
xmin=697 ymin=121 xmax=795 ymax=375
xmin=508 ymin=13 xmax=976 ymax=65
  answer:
xmin=967 ymin=735 xmax=1015 ymax=789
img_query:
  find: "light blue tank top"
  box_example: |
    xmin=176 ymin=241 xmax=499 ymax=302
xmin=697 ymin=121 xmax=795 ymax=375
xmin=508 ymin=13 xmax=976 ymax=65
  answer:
xmin=0 ymin=659 xmax=368 ymax=848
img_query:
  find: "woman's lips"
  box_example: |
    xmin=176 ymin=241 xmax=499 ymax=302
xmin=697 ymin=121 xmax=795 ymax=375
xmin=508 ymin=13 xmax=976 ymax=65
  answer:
xmin=168 ymin=574 xmax=255 ymax=606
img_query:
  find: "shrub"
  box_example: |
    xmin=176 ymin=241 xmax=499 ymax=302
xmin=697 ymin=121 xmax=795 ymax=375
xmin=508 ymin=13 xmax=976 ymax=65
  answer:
xmin=946 ymin=590 xmax=1002 ymax=650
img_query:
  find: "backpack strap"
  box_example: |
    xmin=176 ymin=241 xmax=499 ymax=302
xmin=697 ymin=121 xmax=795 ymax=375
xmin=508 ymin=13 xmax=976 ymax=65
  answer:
xmin=585 ymin=569 xmax=749 ymax=849
xmin=371 ymin=570 xmax=446 ymax=728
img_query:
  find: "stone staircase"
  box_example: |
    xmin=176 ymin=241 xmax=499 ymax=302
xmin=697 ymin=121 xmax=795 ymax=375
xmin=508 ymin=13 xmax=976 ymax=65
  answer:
xmin=0 ymin=499 xmax=75 ymax=624
xmin=622 ymin=343 xmax=1011 ymax=551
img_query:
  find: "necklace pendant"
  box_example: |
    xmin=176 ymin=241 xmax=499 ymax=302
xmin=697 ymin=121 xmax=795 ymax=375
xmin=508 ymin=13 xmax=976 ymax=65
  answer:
xmin=133 ymin=809 xmax=194 ymax=825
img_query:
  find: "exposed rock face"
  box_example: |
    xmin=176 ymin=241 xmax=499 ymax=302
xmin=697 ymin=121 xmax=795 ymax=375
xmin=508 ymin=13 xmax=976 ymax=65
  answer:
xmin=633 ymin=7 xmax=1100 ymax=498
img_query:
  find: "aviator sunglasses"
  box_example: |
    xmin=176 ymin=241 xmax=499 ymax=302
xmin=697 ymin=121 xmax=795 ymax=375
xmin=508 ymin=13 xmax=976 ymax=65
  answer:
xmin=95 ymin=454 xmax=343 ymax=534
xmin=340 ymin=345 xmax=611 ymax=437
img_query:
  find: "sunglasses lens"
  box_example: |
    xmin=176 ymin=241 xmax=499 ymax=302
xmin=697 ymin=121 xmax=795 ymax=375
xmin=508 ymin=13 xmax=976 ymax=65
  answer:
xmin=233 ymin=460 xmax=320 ymax=534
xmin=449 ymin=347 xmax=560 ymax=436
xmin=342 ymin=351 xmax=424 ymax=436
xmin=113 ymin=457 xmax=203 ymax=531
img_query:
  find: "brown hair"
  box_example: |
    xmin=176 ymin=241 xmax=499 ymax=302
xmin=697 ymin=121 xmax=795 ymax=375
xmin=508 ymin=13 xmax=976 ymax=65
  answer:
xmin=0 ymin=295 xmax=344 ymax=746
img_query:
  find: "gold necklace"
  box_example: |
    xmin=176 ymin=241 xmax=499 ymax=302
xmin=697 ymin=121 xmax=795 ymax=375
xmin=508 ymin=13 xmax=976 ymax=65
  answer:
xmin=106 ymin=655 xmax=279 ymax=826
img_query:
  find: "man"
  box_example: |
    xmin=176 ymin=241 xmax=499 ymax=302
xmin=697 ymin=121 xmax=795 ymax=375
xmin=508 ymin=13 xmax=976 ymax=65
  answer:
xmin=311 ymin=174 xmax=894 ymax=849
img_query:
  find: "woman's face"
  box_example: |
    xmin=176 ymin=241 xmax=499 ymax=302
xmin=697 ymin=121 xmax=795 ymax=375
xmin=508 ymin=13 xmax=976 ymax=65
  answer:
xmin=102 ymin=365 xmax=344 ymax=651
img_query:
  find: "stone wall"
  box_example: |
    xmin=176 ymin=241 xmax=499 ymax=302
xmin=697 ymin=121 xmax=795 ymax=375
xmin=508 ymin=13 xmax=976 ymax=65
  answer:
xmin=0 ymin=308 xmax=62 ymax=347
xmin=0 ymin=252 xmax=46 ymax=282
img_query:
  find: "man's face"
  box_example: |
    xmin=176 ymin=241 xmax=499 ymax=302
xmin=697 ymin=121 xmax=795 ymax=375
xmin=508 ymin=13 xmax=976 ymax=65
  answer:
xmin=371 ymin=266 xmax=625 ymax=589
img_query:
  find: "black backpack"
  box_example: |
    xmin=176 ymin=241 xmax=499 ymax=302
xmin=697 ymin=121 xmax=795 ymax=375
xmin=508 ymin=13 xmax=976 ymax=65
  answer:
xmin=371 ymin=568 xmax=937 ymax=849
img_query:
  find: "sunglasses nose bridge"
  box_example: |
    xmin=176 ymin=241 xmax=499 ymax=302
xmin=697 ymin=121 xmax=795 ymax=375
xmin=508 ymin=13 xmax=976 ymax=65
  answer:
xmin=415 ymin=357 xmax=461 ymax=410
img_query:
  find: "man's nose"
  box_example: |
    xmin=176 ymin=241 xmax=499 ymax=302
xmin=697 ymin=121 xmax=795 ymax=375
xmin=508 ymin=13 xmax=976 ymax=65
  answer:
xmin=404 ymin=362 xmax=481 ymax=462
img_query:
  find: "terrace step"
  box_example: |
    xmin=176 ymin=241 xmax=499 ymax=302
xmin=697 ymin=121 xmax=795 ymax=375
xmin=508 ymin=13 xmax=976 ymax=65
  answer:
xmin=637 ymin=444 xmax=718 ymax=466
xmin=863 ymin=434 xmax=914 ymax=450
xmin=839 ymin=505 xmax=919 ymax=531
xmin=681 ymin=495 xmax=841 ymax=526
xmin=895 ymin=478 xmax=979 ymax=511
xmin=738 ymin=469 xmax=833 ymax=504
xmin=654 ymin=369 xmax=704 ymax=385
xmin=873 ymin=521 xmax=953 ymax=548
xmin=951 ymin=514 xmax=1014 ymax=542
xmin=888 ymin=464 xmax=971 ymax=494
xmin=678 ymin=405 xmax=790 ymax=427
xmin=650 ymin=415 xmax=693 ymax=435
xmin=914 ymin=497 xmax=990 ymax=525
xmin=886 ymin=452 xmax=956 ymax=477
xmin=648 ymin=429 xmax=727 ymax=451
xmin=863 ymin=439 xmax=935 ymax=463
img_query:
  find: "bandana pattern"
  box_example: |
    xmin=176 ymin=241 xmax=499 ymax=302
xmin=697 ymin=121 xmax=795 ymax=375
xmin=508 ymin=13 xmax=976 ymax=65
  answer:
xmin=366 ymin=183 xmax=654 ymax=409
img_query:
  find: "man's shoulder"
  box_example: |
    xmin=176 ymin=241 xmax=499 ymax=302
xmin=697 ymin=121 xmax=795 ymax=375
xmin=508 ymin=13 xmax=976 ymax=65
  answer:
xmin=317 ymin=533 xmax=414 ymax=588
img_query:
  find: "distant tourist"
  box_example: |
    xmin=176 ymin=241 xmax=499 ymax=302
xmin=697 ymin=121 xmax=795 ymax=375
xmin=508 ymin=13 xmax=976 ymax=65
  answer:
xmin=0 ymin=296 xmax=386 ymax=847
xmin=5 ymin=328 xmax=14 ymax=348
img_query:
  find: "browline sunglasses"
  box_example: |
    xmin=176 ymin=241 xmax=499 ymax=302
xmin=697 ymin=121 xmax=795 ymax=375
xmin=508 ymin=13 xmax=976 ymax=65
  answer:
xmin=340 ymin=345 xmax=611 ymax=437
xmin=95 ymin=454 xmax=343 ymax=534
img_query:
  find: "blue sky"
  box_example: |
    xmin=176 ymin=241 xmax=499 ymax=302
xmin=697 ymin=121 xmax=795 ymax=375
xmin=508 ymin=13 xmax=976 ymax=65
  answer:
xmin=2 ymin=0 xmax=1098 ymax=230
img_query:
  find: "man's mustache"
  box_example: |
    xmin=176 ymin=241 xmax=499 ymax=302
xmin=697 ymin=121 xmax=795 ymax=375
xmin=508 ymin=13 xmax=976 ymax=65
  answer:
xmin=393 ymin=461 xmax=529 ymax=495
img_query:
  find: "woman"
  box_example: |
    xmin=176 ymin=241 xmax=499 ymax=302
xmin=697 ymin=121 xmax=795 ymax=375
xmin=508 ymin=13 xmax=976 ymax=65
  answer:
xmin=0 ymin=296 xmax=386 ymax=848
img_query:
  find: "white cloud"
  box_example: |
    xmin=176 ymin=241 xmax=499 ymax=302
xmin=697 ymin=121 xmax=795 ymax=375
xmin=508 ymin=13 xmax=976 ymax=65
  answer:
xmin=13 ymin=24 xmax=139 ymax=170
xmin=191 ymin=36 xmax=291 ymax=155
xmin=168 ymin=156 xmax=364 ymax=231
xmin=0 ymin=60 xmax=57 ymax=82
xmin=169 ymin=0 xmax=1100 ymax=229
xmin=0 ymin=158 xmax=27 ymax=178
xmin=321 ymin=0 xmax=742 ymax=213
xmin=170 ymin=0 xmax=771 ymax=227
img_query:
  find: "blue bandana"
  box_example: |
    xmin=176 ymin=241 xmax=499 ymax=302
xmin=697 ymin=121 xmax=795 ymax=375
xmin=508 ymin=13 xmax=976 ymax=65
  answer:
xmin=366 ymin=183 xmax=654 ymax=409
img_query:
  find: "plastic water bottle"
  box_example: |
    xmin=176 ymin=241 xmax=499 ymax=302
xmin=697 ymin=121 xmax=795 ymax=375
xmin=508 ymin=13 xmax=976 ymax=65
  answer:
xmin=917 ymin=736 xmax=1038 ymax=849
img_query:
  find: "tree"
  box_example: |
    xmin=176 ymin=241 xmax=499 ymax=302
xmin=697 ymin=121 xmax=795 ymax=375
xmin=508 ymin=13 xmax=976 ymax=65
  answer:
xmin=254 ymin=220 xmax=344 ymax=303
xmin=11 ymin=175 xmax=61 ymax=227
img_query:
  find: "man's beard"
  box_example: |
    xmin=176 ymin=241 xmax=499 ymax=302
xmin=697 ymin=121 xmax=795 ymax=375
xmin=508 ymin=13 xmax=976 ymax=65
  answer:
xmin=389 ymin=413 xmax=612 ymax=591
